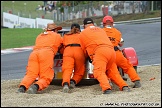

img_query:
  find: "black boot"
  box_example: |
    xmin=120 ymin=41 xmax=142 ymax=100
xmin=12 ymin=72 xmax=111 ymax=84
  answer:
xmin=16 ymin=85 xmax=26 ymax=93
xmin=69 ymin=79 xmax=76 ymax=89
xmin=63 ymin=82 xmax=69 ymax=93
xmin=27 ymin=84 xmax=39 ymax=94
xmin=103 ymin=89 xmax=112 ymax=94
xmin=133 ymin=80 xmax=141 ymax=88
xmin=122 ymin=86 xmax=131 ymax=92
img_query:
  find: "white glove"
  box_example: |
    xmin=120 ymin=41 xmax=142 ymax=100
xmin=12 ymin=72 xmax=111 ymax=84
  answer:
xmin=118 ymin=38 xmax=124 ymax=47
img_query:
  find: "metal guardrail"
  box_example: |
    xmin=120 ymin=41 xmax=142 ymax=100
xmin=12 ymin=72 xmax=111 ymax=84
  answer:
xmin=100 ymin=17 xmax=161 ymax=26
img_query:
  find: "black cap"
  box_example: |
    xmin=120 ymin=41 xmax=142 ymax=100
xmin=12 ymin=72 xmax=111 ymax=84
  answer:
xmin=83 ymin=18 xmax=94 ymax=25
xmin=71 ymin=23 xmax=80 ymax=30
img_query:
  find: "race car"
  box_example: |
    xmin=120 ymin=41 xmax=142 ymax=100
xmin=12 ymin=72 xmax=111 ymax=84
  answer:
xmin=50 ymin=28 xmax=98 ymax=85
xmin=50 ymin=29 xmax=138 ymax=85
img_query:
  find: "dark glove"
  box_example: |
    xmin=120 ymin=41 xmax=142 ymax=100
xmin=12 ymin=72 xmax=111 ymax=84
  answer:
xmin=114 ymin=46 xmax=119 ymax=51
xmin=87 ymin=56 xmax=92 ymax=63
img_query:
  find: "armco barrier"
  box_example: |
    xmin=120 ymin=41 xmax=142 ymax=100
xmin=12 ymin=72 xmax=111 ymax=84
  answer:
xmin=100 ymin=17 xmax=161 ymax=26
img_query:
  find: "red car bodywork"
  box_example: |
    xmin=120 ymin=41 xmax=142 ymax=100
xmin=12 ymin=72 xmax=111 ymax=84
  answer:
xmin=122 ymin=47 xmax=138 ymax=66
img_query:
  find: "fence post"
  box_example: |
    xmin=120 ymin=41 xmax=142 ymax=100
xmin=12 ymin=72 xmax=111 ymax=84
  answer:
xmin=43 ymin=1 xmax=47 ymax=14
xmin=57 ymin=7 xmax=60 ymax=22
xmin=151 ymin=1 xmax=154 ymax=11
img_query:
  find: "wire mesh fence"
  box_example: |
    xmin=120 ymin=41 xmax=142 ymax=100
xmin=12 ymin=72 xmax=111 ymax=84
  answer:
xmin=1 ymin=1 xmax=161 ymax=24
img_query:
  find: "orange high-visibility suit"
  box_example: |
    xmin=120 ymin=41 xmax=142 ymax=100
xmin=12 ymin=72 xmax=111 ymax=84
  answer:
xmin=103 ymin=27 xmax=141 ymax=82
xmin=61 ymin=33 xmax=86 ymax=86
xmin=19 ymin=31 xmax=63 ymax=91
xmin=79 ymin=26 xmax=128 ymax=91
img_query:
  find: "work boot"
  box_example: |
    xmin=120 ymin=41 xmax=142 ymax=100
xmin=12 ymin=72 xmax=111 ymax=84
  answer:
xmin=103 ymin=89 xmax=112 ymax=94
xmin=122 ymin=86 xmax=131 ymax=92
xmin=27 ymin=84 xmax=38 ymax=94
xmin=133 ymin=80 xmax=141 ymax=88
xmin=69 ymin=81 xmax=76 ymax=89
xmin=16 ymin=86 xmax=25 ymax=93
xmin=63 ymin=82 xmax=69 ymax=93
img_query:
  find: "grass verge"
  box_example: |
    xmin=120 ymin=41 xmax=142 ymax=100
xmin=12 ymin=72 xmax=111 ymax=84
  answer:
xmin=1 ymin=28 xmax=42 ymax=49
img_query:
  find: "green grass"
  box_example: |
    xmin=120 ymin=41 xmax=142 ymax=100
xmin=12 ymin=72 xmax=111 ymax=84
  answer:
xmin=1 ymin=1 xmax=52 ymax=19
xmin=1 ymin=1 xmax=43 ymax=11
xmin=1 ymin=28 xmax=42 ymax=49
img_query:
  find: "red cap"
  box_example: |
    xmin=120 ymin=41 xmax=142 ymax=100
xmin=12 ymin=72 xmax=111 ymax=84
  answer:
xmin=102 ymin=16 xmax=114 ymax=24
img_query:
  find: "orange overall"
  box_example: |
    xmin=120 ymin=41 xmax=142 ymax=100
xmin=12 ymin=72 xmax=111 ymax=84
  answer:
xmin=79 ymin=26 xmax=128 ymax=91
xmin=61 ymin=33 xmax=86 ymax=86
xmin=103 ymin=27 xmax=141 ymax=82
xmin=19 ymin=31 xmax=63 ymax=91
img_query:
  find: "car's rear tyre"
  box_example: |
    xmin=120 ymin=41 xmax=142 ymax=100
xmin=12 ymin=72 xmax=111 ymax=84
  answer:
xmin=50 ymin=79 xmax=99 ymax=86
